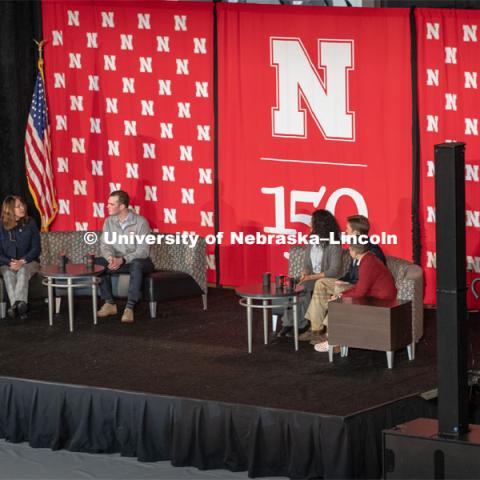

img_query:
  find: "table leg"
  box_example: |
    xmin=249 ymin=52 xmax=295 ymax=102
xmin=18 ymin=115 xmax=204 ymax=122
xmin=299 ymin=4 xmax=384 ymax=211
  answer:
xmin=407 ymin=343 xmax=415 ymax=360
xmin=328 ymin=345 xmax=334 ymax=362
xmin=92 ymin=279 xmax=98 ymax=326
xmin=386 ymin=351 xmax=394 ymax=369
xmin=407 ymin=343 xmax=414 ymax=360
xmin=293 ymin=296 xmax=298 ymax=351
xmin=263 ymin=300 xmax=268 ymax=345
xmin=48 ymin=277 xmax=53 ymax=326
xmin=247 ymin=297 xmax=253 ymax=354
xmin=67 ymin=278 xmax=74 ymax=333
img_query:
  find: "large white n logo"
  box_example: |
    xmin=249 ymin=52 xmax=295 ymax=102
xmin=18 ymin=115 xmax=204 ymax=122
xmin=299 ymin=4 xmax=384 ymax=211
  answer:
xmin=271 ymin=37 xmax=354 ymax=141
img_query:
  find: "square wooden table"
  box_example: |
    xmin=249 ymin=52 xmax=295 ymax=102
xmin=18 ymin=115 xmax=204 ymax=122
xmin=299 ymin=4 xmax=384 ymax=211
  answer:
xmin=327 ymin=297 xmax=414 ymax=369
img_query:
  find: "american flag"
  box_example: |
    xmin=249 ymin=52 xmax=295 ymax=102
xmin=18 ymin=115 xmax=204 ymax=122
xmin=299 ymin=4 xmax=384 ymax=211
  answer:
xmin=24 ymin=64 xmax=58 ymax=231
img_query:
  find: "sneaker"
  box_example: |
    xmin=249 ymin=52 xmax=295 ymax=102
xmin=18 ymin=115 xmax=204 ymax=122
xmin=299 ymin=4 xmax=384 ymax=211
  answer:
xmin=314 ymin=341 xmax=340 ymax=353
xmin=97 ymin=303 xmax=117 ymax=317
xmin=314 ymin=340 xmax=329 ymax=352
xmin=121 ymin=307 xmax=134 ymax=323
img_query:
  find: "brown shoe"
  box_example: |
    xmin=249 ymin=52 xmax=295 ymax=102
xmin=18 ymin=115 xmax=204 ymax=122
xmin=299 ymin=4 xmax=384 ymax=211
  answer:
xmin=121 ymin=307 xmax=134 ymax=323
xmin=97 ymin=303 xmax=117 ymax=317
xmin=299 ymin=329 xmax=320 ymax=341
xmin=310 ymin=332 xmax=328 ymax=345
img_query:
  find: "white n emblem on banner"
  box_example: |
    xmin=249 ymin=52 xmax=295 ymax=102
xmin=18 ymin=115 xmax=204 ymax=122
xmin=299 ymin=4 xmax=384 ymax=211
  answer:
xmin=145 ymin=186 xmax=157 ymax=201
xmin=87 ymin=32 xmax=98 ymax=48
xmin=426 ymin=69 xmax=439 ymax=86
xmin=75 ymin=222 xmax=88 ymax=231
xmin=465 ymin=72 xmax=477 ymax=89
xmin=465 ymin=118 xmax=478 ymax=135
xmin=445 ymin=93 xmax=457 ymax=111
xmin=271 ymin=37 xmax=354 ymax=141
xmin=57 ymin=158 xmax=69 ymax=172
xmin=463 ymin=24 xmax=477 ymax=42
xmin=59 ymin=199 xmax=70 ymax=214
xmin=426 ymin=23 xmax=440 ymax=40
xmin=54 ymin=73 xmax=65 ymax=88
xmin=91 ymin=160 xmax=103 ymax=176
xmin=101 ymin=12 xmax=114 ymax=28
xmin=56 ymin=115 xmax=67 ymax=131
xmin=93 ymin=203 xmax=105 ymax=218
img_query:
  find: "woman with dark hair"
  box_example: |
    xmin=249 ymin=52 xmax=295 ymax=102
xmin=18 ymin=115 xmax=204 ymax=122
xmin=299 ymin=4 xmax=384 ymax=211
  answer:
xmin=277 ymin=209 xmax=343 ymax=337
xmin=290 ymin=209 xmax=345 ymax=342
xmin=0 ymin=196 xmax=41 ymax=320
xmin=300 ymin=209 xmax=342 ymax=285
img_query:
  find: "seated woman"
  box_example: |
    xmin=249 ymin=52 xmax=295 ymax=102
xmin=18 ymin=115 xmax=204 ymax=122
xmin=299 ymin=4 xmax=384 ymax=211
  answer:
xmin=0 ymin=196 xmax=41 ymax=320
xmin=294 ymin=210 xmax=344 ymax=342
xmin=314 ymin=242 xmax=397 ymax=352
xmin=277 ymin=209 xmax=343 ymax=338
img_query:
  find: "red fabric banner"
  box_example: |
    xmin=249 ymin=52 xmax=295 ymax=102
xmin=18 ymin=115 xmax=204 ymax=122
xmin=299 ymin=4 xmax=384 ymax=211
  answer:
xmin=42 ymin=1 xmax=215 ymax=279
xmin=416 ymin=8 xmax=480 ymax=307
xmin=217 ymin=4 xmax=412 ymax=286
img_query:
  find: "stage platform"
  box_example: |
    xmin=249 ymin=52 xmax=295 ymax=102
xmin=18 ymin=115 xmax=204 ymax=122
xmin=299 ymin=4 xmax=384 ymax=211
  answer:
xmin=0 ymin=288 xmax=459 ymax=478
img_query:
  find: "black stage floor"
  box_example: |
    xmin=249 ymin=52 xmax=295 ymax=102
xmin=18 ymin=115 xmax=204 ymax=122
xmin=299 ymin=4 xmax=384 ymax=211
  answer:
xmin=0 ymin=288 xmax=443 ymax=416
xmin=1 ymin=288 xmax=477 ymax=478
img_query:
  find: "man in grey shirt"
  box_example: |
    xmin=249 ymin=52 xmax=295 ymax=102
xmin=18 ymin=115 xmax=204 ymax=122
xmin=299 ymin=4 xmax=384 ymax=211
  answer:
xmin=95 ymin=190 xmax=154 ymax=323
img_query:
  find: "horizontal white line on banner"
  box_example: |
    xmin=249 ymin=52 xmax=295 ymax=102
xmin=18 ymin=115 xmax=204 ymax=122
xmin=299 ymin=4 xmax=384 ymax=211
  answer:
xmin=260 ymin=157 xmax=368 ymax=167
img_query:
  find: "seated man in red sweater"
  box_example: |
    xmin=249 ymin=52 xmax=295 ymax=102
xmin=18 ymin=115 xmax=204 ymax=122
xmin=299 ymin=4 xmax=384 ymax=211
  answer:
xmin=314 ymin=243 xmax=397 ymax=352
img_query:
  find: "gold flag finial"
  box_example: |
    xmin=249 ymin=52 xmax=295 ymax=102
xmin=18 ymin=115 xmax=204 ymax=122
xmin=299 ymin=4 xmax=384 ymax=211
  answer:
xmin=33 ymin=39 xmax=46 ymax=75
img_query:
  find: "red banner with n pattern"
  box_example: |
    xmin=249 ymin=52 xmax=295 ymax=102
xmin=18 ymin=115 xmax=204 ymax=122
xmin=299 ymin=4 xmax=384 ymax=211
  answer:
xmin=42 ymin=0 xmax=216 ymax=280
xmin=416 ymin=8 xmax=480 ymax=307
xmin=217 ymin=4 xmax=413 ymax=286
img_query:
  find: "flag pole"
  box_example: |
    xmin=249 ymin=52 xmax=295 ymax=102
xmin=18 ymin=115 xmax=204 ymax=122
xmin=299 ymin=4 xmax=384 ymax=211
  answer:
xmin=33 ymin=39 xmax=46 ymax=81
xmin=26 ymin=38 xmax=58 ymax=232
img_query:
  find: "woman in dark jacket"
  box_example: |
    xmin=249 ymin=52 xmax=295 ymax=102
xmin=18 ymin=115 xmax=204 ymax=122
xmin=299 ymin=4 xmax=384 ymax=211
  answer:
xmin=0 ymin=196 xmax=41 ymax=319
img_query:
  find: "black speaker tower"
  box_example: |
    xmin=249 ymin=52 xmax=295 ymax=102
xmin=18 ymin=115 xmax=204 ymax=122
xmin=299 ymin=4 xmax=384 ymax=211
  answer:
xmin=383 ymin=143 xmax=480 ymax=478
xmin=435 ymin=142 xmax=468 ymax=436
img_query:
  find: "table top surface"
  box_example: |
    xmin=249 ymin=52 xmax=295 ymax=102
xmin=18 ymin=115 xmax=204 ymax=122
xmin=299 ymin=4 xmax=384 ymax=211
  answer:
xmin=39 ymin=264 xmax=105 ymax=278
xmin=235 ymin=282 xmax=305 ymax=298
xmin=331 ymin=297 xmax=411 ymax=308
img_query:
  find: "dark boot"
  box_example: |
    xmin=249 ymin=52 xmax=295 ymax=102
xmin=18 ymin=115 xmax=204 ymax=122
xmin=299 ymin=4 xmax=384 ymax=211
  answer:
xmin=7 ymin=303 xmax=17 ymax=319
xmin=17 ymin=301 xmax=28 ymax=321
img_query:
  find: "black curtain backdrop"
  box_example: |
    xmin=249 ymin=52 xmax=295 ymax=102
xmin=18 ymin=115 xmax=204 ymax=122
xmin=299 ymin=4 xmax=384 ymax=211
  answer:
xmin=410 ymin=8 xmax=421 ymax=265
xmin=0 ymin=1 xmax=42 ymax=227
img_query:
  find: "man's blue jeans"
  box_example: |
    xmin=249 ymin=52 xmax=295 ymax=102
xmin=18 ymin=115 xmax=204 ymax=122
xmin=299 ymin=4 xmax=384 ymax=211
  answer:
xmin=94 ymin=257 xmax=154 ymax=308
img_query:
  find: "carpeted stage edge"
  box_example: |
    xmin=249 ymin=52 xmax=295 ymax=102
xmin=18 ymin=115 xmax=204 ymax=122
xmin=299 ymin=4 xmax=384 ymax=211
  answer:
xmin=0 ymin=288 xmax=475 ymax=478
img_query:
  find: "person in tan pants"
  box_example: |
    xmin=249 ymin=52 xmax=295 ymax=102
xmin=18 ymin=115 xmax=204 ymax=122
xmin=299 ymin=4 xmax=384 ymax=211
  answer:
xmin=303 ymin=278 xmax=352 ymax=342
xmin=300 ymin=215 xmax=386 ymax=345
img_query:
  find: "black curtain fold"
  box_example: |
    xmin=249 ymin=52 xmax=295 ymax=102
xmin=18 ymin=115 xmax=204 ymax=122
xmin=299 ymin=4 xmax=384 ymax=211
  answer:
xmin=0 ymin=1 xmax=42 ymax=226
xmin=410 ymin=8 xmax=421 ymax=265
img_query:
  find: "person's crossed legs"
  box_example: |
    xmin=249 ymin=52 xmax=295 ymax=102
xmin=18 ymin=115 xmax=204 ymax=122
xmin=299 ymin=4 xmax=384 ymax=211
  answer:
xmin=95 ymin=257 xmax=154 ymax=322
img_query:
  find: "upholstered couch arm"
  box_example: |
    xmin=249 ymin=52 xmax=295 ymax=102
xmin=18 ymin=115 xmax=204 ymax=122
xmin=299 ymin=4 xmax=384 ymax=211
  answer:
xmin=287 ymin=246 xmax=306 ymax=278
xmin=387 ymin=256 xmax=424 ymax=342
xmin=150 ymin=237 xmax=206 ymax=293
